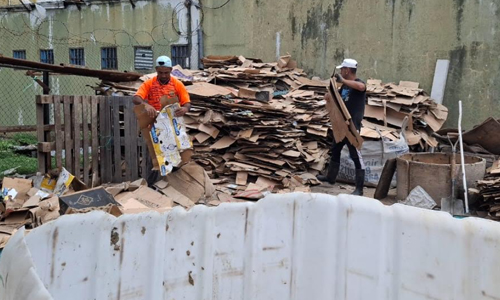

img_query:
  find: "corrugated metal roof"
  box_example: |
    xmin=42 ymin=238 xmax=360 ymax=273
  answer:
xmin=1 ymin=193 xmax=500 ymax=300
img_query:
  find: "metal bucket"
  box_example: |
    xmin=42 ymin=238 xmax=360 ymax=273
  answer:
xmin=396 ymin=153 xmax=486 ymax=205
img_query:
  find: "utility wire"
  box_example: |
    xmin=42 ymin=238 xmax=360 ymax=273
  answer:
xmin=200 ymin=0 xmax=231 ymax=10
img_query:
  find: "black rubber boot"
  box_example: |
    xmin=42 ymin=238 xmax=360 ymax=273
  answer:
xmin=351 ymin=169 xmax=365 ymax=196
xmin=316 ymin=162 xmax=340 ymax=184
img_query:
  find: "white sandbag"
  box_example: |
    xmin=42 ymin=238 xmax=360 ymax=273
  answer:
xmin=337 ymin=129 xmax=409 ymax=187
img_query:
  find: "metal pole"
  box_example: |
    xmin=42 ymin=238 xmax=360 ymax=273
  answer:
xmin=458 ymin=101 xmax=469 ymax=214
xmin=42 ymin=71 xmax=51 ymax=170
xmin=185 ymin=0 xmax=192 ymax=69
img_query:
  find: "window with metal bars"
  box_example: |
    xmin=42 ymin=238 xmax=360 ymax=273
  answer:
xmin=40 ymin=49 xmax=54 ymax=64
xmin=69 ymin=48 xmax=85 ymax=66
xmin=134 ymin=47 xmax=153 ymax=70
xmin=101 ymin=47 xmax=118 ymax=70
xmin=171 ymin=45 xmax=189 ymax=68
xmin=13 ymin=50 xmax=26 ymax=60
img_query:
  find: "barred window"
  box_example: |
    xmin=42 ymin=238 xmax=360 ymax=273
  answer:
xmin=171 ymin=45 xmax=189 ymax=68
xmin=101 ymin=47 xmax=118 ymax=70
xmin=40 ymin=49 xmax=54 ymax=64
xmin=69 ymin=48 xmax=85 ymax=66
xmin=13 ymin=50 xmax=26 ymax=60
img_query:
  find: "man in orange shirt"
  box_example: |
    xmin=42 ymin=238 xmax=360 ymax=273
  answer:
xmin=133 ymin=55 xmax=191 ymax=117
xmin=133 ymin=55 xmax=191 ymax=184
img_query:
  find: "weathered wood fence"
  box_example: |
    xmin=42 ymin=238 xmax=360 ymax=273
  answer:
xmin=36 ymin=95 xmax=152 ymax=185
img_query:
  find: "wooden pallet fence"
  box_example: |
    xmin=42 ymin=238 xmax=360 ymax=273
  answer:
xmin=36 ymin=95 xmax=152 ymax=185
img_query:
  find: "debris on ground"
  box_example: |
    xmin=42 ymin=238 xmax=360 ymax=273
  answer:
xmin=435 ymin=118 xmax=500 ymax=168
xmin=475 ymin=160 xmax=500 ymax=220
xmin=399 ymin=186 xmax=437 ymax=210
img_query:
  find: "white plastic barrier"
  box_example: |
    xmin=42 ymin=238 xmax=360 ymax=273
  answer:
xmin=1 ymin=193 xmax=500 ymax=300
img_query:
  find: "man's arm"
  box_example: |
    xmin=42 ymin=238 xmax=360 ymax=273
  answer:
xmin=342 ymin=79 xmax=366 ymax=92
xmin=173 ymin=79 xmax=191 ymax=117
xmin=133 ymin=95 xmax=144 ymax=105
xmin=133 ymin=94 xmax=157 ymax=118
xmin=335 ymin=74 xmax=366 ymax=92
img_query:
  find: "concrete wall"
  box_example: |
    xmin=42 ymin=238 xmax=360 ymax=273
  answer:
xmin=0 ymin=0 xmax=200 ymax=127
xmin=1 ymin=0 xmax=498 ymax=129
xmin=202 ymin=0 xmax=500 ymax=129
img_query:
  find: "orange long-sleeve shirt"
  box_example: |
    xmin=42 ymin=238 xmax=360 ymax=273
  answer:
xmin=135 ymin=76 xmax=190 ymax=111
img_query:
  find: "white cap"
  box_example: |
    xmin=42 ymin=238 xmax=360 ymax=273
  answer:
xmin=336 ymin=58 xmax=358 ymax=69
xmin=156 ymin=56 xmax=172 ymax=67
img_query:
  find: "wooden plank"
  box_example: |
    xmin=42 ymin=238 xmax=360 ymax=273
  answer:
xmin=36 ymin=96 xmax=47 ymax=174
xmin=82 ymin=96 xmax=90 ymax=186
xmin=73 ymin=95 xmax=82 ymax=180
xmin=91 ymin=96 xmax=99 ymax=184
xmin=140 ymin=131 xmax=148 ymax=180
xmin=123 ymin=99 xmax=133 ymax=181
xmin=38 ymin=142 xmax=55 ymax=152
xmin=0 ymin=124 xmax=89 ymax=133
xmin=374 ymin=158 xmax=397 ymax=200
xmin=112 ymin=98 xmax=122 ymax=182
xmin=99 ymin=96 xmax=106 ymax=184
xmin=53 ymin=96 xmax=63 ymax=170
xmin=103 ymin=98 xmax=113 ymax=183
xmin=128 ymin=98 xmax=139 ymax=180
xmin=0 ymin=125 xmax=38 ymax=133
xmin=36 ymin=95 xmax=54 ymax=104
xmin=64 ymin=96 xmax=73 ymax=172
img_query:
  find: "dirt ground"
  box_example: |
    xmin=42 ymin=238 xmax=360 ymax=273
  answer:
xmin=311 ymin=182 xmax=398 ymax=206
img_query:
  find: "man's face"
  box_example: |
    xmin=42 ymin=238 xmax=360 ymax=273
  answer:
xmin=340 ymin=67 xmax=349 ymax=77
xmin=156 ymin=66 xmax=172 ymax=84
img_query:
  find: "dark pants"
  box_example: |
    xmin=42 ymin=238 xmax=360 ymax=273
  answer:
xmin=331 ymin=138 xmax=365 ymax=170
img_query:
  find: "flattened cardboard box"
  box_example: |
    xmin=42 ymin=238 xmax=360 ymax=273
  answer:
xmin=59 ymin=187 xmax=119 ymax=215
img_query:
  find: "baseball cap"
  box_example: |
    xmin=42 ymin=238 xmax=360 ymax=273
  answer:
xmin=156 ymin=56 xmax=172 ymax=67
xmin=336 ymin=58 xmax=358 ymax=69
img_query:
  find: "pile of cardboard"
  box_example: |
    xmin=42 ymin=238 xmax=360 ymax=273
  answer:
xmin=475 ymin=160 xmax=500 ymax=220
xmin=0 ymin=162 xmax=217 ymax=248
xmin=93 ymin=55 xmax=451 ymax=194
xmin=435 ymin=118 xmax=500 ymax=167
xmin=96 ymin=55 xmax=333 ymax=196
xmin=364 ymin=80 xmax=448 ymax=150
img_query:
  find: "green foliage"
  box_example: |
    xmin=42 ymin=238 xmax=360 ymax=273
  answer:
xmin=11 ymin=133 xmax=38 ymax=146
xmin=0 ymin=134 xmax=38 ymax=177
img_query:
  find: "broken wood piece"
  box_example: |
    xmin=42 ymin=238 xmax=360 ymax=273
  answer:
xmin=374 ymin=158 xmax=397 ymax=200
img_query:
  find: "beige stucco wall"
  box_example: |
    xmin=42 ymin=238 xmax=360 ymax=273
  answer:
xmin=202 ymin=0 xmax=500 ymax=129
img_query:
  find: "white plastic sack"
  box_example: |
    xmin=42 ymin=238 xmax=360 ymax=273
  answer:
xmin=337 ymin=131 xmax=409 ymax=187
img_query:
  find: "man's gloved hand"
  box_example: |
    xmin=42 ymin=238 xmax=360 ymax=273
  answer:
xmin=334 ymin=73 xmax=344 ymax=83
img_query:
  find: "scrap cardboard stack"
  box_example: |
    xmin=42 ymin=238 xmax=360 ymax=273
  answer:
xmin=363 ymin=80 xmax=448 ymax=150
xmin=475 ymin=160 xmax=500 ymax=220
xmin=96 ymin=55 xmax=333 ymax=195
xmin=0 ymin=162 xmax=216 ymax=248
xmin=94 ymin=55 xmax=449 ymax=195
xmin=435 ymin=117 xmax=500 ymax=167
